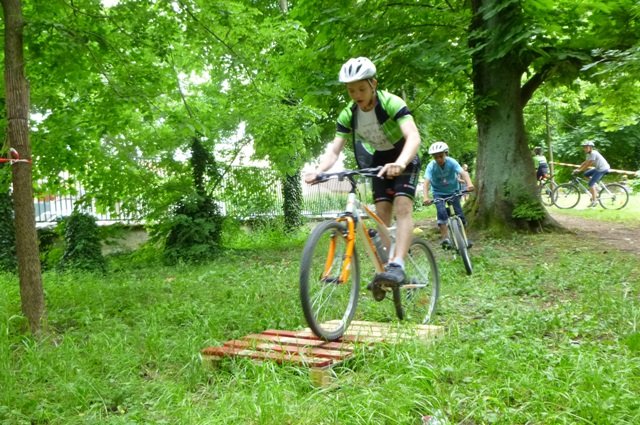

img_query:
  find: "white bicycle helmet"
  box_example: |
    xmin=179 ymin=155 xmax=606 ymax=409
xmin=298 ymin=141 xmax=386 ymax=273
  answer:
xmin=582 ymin=140 xmax=595 ymax=147
xmin=428 ymin=141 xmax=449 ymax=155
xmin=339 ymin=57 xmax=376 ymax=83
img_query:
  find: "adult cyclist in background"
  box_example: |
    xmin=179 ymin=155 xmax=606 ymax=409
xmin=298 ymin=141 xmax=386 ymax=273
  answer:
xmin=423 ymin=141 xmax=474 ymax=248
xmin=304 ymin=57 xmax=421 ymax=299
xmin=573 ymin=140 xmax=610 ymax=208
xmin=533 ymin=146 xmax=550 ymax=181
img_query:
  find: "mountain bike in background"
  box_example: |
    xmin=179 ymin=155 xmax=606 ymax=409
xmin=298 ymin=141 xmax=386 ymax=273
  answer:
xmin=424 ymin=191 xmax=473 ymax=276
xmin=552 ymin=175 xmax=629 ymax=210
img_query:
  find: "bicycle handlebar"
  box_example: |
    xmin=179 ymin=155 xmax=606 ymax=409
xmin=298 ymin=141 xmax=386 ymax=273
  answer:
xmin=312 ymin=167 xmax=383 ymax=184
xmin=423 ymin=190 xmax=471 ymax=206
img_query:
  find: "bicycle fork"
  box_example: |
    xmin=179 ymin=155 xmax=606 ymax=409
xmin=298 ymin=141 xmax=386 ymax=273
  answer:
xmin=320 ymin=215 xmax=389 ymax=284
xmin=320 ymin=216 xmax=357 ymax=284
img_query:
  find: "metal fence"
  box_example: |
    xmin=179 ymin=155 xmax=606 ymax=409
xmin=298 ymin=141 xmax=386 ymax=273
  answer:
xmin=34 ymin=170 xmax=375 ymax=225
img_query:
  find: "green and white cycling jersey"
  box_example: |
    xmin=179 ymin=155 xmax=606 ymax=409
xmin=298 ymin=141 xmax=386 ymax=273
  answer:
xmin=335 ymin=90 xmax=415 ymax=166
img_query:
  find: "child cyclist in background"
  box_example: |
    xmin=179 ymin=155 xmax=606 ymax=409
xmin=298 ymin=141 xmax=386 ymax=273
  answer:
xmin=533 ymin=146 xmax=550 ymax=181
xmin=304 ymin=57 xmax=421 ymax=300
xmin=422 ymin=141 xmax=474 ymax=249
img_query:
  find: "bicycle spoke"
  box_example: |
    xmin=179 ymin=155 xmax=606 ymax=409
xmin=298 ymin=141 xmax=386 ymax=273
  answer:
xmin=393 ymin=238 xmax=439 ymax=324
xmin=599 ymin=183 xmax=629 ymax=210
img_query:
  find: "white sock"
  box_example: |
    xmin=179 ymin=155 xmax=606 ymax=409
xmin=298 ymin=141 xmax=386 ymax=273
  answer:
xmin=391 ymin=258 xmax=404 ymax=268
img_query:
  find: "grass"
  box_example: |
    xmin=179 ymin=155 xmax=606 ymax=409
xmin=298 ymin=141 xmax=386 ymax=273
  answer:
xmin=1 ymin=218 xmax=640 ymax=424
xmin=547 ymin=192 xmax=640 ymax=224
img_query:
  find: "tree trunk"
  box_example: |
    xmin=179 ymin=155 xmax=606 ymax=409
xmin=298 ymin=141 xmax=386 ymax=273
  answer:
xmin=468 ymin=0 xmax=555 ymax=233
xmin=2 ymin=0 xmax=46 ymax=334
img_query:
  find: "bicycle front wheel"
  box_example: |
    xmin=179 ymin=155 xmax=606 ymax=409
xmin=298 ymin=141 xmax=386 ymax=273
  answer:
xmin=300 ymin=220 xmax=360 ymax=341
xmin=451 ymin=218 xmax=472 ymax=275
xmin=599 ymin=183 xmax=629 ymax=210
xmin=393 ymin=238 xmax=440 ymax=324
xmin=552 ymin=183 xmax=581 ymax=209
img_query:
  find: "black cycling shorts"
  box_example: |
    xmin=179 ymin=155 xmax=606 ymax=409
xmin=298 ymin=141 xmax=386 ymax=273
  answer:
xmin=372 ymin=155 xmax=421 ymax=203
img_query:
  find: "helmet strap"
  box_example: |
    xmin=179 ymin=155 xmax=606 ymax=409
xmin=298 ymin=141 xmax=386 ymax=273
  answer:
xmin=365 ymin=79 xmax=377 ymax=110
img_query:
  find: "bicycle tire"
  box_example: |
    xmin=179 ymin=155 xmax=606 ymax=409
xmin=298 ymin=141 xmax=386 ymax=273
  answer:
xmin=299 ymin=220 xmax=360 ymax=341
xmin=552 ymin=183 xmax=581 ymax=209
xmin=393 ymin=238 xmax=440 ymax=324
xmin=598 ymin=183 xmax=629 ymax=210
xmin=451 ymin=218 xmax=472 ymax=275
xmin=539 ymin=181 xmax=556 ymax=206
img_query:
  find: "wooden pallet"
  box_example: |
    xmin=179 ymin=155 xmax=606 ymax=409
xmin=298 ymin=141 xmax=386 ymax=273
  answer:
xmin=201 ymin=321 xmax=443 ymax=386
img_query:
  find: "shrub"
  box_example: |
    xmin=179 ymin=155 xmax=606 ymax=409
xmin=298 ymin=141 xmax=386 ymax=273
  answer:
xmin=59 ymin=212 xmax=106 ymax=272
xmin=160 ymin=193 xmax=223 ymax=264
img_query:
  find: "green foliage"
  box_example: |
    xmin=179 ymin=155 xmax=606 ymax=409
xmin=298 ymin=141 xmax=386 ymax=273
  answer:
xmin=37 ymin=226 xmax=63 ymax=271
xmin=59 ymin=212 xmax=106 ymax=272
xmin=512 ymin=198 xmax=546 ymax=222
xmin=282 ymin=172 xmax=303 ymax=233
xmin=0 ymin=192 xmax=16 ymax=272
xmin=219 ymin=167 xmax=280 ymax=219
xmin=159 ymin=193 xmax=223 ymax=265
xmin=10 ymin=0 xmax=640 ymax=235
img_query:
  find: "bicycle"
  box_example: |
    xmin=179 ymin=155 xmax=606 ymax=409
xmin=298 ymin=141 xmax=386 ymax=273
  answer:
xmin=300 ymin=167 xmax=440 ymax=341
xmin=424 ymin=191 xmax=473 ymax=276
xmin=537 ymin=175 xmax=557 ymax=207
xmin=552 ymin=174 xmax=629 ymax=210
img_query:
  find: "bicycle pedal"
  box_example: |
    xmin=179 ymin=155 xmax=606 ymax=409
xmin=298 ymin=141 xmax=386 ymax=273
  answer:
xmin=369 ymin=276 xmax=395 ymax=301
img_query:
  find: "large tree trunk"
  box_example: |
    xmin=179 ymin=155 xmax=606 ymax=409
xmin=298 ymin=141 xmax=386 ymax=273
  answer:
xmin=468 ymin=0 xmax=555 ymax=233
xmin=2 ymin=0 xmax=46 ymax=334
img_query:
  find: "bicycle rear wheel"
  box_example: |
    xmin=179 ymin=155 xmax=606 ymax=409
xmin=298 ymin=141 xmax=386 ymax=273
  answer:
xmin=300 ymin=220 xmax=360 ymax=341
xmin=539 ymin=181 xmax=556 ymax=206
xmin=393 ymin=238 xmax=440 ymax=324
xmin=552 ymin=183 xmax=581 ymax=209
xmin=598 ymin=183 xmax=629 ymax=210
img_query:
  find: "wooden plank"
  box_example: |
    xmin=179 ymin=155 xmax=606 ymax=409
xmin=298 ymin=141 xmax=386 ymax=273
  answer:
xmin=297 ymin=320 xmax=444 ymax=343
xmin=201 ymin=345 xmax=335 ymax=368
xmin=223 ymin=339 xmax=350 ymax=360
xmin=242 ymin=333 xmax=354 ymax=351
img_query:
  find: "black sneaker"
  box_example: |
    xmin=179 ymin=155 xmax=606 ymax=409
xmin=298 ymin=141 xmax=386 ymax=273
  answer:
xmin=441 ymin=238 xmax=452 ymax=250
xmin=376 ymin=263 xmax=406 ymax=286
xmin=466 ymin=239 xmax=473 ymax=249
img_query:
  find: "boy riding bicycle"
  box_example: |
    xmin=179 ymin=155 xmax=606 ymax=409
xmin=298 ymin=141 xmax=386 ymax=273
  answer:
xmin=422 ymin=141 xmax=474 ymax=248
xmin=533 ymin=146 xmax=550 ymax=181
xmin=304 ymin=57 xmax=421 ymax=295
xmin=573 ymin=140 xmax=610 ymax=208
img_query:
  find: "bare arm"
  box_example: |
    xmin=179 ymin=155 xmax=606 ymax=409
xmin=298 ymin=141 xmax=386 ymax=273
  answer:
xmin=575 ymin=159 xmax=595 ymax=173
xmin=423 ymin=178 xmax=432 ymax=204
xmin=377 ymin=119 xmax=421 ymax=178
xmin=461 ymin=171 xmax=474 ymax=191
xmin=304 ymin=136 xmax=347 ymax=183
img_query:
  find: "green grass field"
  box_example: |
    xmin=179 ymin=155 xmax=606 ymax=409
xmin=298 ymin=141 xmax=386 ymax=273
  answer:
xmin=547 ymin=191 xmax=640 ymax=223
xmin=1 ymin=215 xmax=639 ymax=424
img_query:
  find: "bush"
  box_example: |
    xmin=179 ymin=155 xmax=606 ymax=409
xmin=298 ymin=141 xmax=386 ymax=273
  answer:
xmin=160 ymin=193 xmax=224 ymax=264
xmin=59 ymin=212 xmax=106 ymax=272
xmin=38 ymin=225 xmax=63 ymax=270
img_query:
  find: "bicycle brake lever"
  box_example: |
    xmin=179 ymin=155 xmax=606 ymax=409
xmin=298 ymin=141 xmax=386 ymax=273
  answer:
xmin=311 ymin=173 xmax=329 ymax=184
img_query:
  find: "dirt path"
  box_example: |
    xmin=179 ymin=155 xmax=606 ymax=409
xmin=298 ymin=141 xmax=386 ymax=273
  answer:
xmin=550 ymin=212 xmax=640 ymax=255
